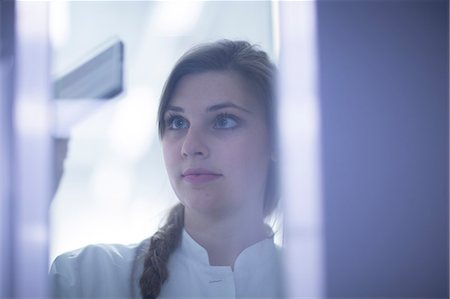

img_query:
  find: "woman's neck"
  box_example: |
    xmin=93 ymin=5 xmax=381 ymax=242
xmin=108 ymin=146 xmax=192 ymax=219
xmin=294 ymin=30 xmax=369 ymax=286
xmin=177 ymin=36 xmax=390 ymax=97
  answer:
xmin=184 ymin=207 xmax=268 ymax=269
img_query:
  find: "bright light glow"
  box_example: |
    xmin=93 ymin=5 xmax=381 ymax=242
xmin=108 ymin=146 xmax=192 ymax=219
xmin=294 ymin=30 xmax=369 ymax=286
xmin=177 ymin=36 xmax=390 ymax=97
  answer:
xmin=271 ymin=0 xmax=281 ymax=61
xmin=127 ymin=196 xmax=173 ymax=241
xmin=19 ymin=224 xmax=48 ymax=247
xmin=49 ymin=1 xmax=70 ymax=50
xmin=108 ymin=87 xmax=157 ymax=161
xmin=15 ymin=1 xmax=53 ymax=138
xmin=90 ymin=164 xmax=133 ymax=210
xmin=17 ymin=2 xmax=48 ymax=39
xmin=281 ymin=95 xmax=322 ymax=228
xmin=53 ymin=99 xmax=108 ymax=138
xmin=15 ymin=97 xmax=52 ymax=139
xmin=278 ymin=1 xmax=324 ymax=298
xmin=151 ymin=1 xmax=203 ymax=36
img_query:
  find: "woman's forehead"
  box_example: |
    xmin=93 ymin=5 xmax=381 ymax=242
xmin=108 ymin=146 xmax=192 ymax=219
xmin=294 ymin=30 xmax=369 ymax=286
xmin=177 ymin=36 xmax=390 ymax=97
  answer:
xmin=169 ymin=70 xmax=263 ymax=113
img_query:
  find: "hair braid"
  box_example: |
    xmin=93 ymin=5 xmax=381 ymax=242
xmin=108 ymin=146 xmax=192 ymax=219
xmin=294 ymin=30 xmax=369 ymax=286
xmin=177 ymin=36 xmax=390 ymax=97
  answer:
xmin=139 ymin=203 xmax=184 ymax=299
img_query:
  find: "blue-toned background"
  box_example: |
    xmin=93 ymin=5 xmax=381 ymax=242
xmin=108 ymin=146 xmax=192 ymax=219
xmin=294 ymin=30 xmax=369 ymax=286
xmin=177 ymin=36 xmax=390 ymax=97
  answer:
xmin=318 ymin=1 xmax=449 ymax=297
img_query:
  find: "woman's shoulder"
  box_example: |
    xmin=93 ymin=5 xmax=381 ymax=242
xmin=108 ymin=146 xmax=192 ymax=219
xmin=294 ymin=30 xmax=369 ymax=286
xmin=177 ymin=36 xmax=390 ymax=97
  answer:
xmin=51 ymin=241 xmax=143 ymax=274
xmin=49 ymin=239 xmax=149 ymax=298
xmin=55 ymin=241 xmax=144 ymax=263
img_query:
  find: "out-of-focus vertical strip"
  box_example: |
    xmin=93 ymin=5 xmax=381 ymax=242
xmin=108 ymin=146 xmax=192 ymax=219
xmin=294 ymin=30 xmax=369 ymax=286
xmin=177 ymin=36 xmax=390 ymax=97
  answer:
xmin=13 ymin=2 xmax=52 ymax=298
xmin=0 ymin=1 xmax=15 ymax=298
xmin=270 ymin=0 xmax=280 ymax=62
xmin=278 ymin=1 xmax=324 ymax=298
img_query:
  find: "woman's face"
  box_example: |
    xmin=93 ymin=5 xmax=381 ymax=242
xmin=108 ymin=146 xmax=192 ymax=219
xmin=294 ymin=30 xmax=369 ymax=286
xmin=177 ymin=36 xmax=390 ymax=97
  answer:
xmin=161 ymin=70 xmax=271 ymax=219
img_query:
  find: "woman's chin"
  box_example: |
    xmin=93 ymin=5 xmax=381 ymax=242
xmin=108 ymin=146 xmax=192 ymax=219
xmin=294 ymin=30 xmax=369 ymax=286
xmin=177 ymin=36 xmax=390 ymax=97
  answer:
xmin=181 ymin=195 xmax=233 ymax=218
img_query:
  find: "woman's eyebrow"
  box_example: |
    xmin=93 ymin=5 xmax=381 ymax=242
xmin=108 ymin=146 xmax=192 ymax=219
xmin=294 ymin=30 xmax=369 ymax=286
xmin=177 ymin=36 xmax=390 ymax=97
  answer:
xmin=166 ymin=105 xmax=184 ymax=112
xmin=207 ymin=102 xmax=251 ymax=113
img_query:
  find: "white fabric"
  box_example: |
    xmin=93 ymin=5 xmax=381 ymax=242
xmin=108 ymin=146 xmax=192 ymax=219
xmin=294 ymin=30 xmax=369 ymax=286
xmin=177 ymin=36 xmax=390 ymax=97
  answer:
xmin=49 ymin=230 xmax=284 ymax=298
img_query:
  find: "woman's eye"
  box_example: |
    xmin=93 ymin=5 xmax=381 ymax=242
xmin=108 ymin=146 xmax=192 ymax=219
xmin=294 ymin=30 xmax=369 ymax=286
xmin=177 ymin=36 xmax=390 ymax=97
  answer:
xmin=167 ymin=116 xmax=189 ymax=130
xmin=214 ymin=114 xmax=239 ymax=129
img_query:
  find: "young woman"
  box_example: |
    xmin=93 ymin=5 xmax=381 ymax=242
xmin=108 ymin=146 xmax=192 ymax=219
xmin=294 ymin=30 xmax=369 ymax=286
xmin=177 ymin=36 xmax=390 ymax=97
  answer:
xmin=50 ymin=40 xmax=283 ymax=299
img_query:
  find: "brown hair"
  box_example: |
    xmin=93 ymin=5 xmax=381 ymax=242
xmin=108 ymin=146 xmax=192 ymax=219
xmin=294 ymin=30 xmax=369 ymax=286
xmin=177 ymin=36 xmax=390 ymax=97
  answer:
xmin=139 ymin=40 xmax=278 ymax=299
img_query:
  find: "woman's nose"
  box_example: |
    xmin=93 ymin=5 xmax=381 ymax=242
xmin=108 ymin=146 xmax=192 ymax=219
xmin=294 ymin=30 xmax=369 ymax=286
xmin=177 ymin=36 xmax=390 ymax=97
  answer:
xmin=181 ymin=127 xmax=209 ymax=158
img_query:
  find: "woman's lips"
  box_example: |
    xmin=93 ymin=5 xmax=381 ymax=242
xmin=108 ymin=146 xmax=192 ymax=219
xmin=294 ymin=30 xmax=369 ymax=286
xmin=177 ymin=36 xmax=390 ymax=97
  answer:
xmin=182 ymin=168 xmax=222 ymax=184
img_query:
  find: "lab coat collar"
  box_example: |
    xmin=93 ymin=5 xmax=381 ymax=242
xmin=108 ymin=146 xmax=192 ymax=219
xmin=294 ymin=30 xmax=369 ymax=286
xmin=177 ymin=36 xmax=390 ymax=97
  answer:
xmin=179 ymin=228 xmax=277 ymax=271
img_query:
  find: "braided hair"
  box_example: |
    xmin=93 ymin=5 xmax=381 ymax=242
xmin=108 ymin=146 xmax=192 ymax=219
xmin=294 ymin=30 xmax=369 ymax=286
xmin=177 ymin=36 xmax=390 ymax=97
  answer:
xmin=139 ymin=203 xmax=184 ymax=298
xmin=139 ymin=40 xmax=278 ymax=299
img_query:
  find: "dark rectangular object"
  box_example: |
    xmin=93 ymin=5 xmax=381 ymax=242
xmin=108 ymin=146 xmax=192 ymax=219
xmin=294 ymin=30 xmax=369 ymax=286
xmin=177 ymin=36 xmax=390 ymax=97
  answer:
xmin=53 ymin=39 xmax=124 ymax=99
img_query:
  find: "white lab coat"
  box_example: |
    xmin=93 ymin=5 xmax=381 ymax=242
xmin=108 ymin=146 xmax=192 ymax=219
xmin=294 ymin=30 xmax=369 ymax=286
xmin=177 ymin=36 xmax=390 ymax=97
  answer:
xmin=49 ymin=230 xmax=284 ymax=298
